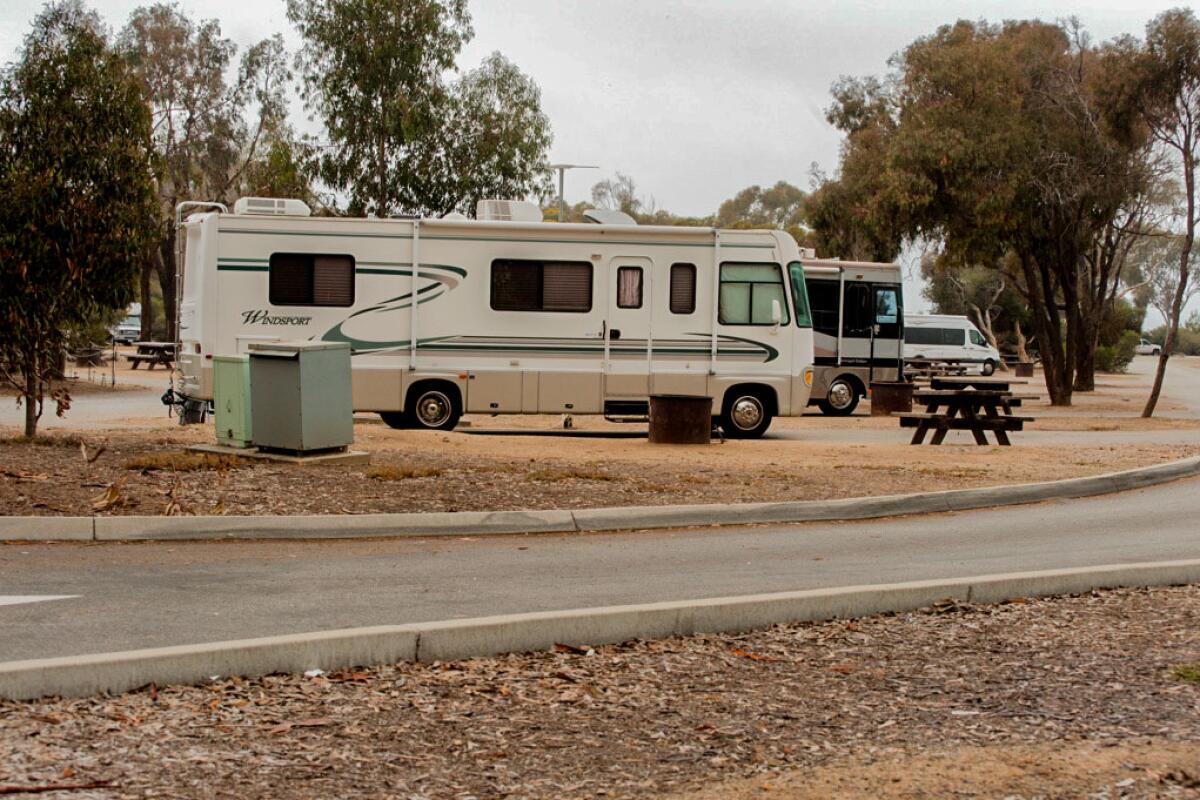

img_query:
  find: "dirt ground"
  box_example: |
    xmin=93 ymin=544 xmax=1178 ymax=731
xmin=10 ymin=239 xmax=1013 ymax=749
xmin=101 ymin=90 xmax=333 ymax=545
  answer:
xmin=2 ymin=361 xmax=1198 ymax=517
xmin=2 ymin=585 xmax=1198 ymax=799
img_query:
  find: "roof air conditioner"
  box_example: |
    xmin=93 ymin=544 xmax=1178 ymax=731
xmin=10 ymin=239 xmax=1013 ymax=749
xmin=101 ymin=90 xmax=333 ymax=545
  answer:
xmin=476 ymin=199 xmax=544 ymax=222
xmin=233 ymin=197 xmax=312 ymax=217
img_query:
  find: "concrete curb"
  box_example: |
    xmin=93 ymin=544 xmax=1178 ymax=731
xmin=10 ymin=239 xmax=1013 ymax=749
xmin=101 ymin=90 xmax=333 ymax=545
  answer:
xmin=2 ymin=455 xmax=1198 ymax=542
xmin=3 ymin=558 xmax=1198 ymax=700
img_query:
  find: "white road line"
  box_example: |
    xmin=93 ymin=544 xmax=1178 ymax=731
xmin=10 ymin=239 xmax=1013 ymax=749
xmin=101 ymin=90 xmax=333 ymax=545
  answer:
xmin=0 ymin=595 xmax=79 ymax=607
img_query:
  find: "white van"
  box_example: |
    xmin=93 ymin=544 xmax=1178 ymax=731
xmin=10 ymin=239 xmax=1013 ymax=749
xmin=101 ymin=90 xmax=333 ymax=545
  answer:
xmin=903 ymin=314 xmax=1001 ymax=375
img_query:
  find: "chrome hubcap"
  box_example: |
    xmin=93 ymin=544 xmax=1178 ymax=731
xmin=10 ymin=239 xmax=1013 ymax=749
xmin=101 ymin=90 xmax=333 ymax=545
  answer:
xmin=730 ymin=397 xmax=764 ymax=430
xmin=415 ymin=392 xmax=451 ymax=426
xmin=829 ymin=382 xmax=854 ymax=409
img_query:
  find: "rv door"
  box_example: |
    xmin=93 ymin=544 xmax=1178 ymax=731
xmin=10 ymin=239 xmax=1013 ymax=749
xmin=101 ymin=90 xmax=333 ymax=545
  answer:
xmin=604 ymin=257 xmax=653 ymax=398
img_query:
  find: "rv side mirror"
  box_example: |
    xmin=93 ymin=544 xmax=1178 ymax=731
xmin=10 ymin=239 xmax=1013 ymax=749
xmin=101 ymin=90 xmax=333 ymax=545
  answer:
xmin=771 ymin=299 xmax=782 ymax=327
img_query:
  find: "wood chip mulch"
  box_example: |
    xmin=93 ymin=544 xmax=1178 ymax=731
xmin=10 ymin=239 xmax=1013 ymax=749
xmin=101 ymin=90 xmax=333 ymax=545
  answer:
xmin=2 ymin=585 xmax=1198 ymax=798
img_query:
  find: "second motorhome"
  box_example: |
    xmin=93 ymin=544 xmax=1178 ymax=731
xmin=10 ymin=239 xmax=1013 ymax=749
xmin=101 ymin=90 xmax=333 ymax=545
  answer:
xmin=803 ymin=259 xmax=904 ymax=415
xmin=177 ymin=198 xmax=816 ymax=438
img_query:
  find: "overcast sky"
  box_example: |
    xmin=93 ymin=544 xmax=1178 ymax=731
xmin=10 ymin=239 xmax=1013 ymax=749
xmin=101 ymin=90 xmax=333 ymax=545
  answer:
xmin=3 ymin=0 xmax=1198 ymax=318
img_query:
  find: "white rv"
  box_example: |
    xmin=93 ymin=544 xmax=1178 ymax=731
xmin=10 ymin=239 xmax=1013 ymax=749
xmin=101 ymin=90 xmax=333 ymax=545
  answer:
xmin=802 ymin=260 xmax=904 ymax=416
xmin=903 ymin=314 xmax=1001 ymax=375
xmin=176 ymin=198 xmax=815 ymax=438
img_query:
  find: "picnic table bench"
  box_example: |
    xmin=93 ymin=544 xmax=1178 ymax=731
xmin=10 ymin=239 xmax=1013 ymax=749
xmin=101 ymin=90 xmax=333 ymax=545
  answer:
xmin=905 ymin=358 xmax=969 ymax=379
xmin=899 ymin=377 xmax=1037 ymax=446
xmin=125 ymin=341 xmax=176 ymax=370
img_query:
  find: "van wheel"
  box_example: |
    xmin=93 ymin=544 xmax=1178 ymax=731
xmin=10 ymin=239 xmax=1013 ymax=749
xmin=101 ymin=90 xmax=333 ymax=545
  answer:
xmin=379 ymin=412 xmax=409 ymax=430
xmin=817 ymin=377 xmax=859 ymax=416
xmin=720 ymin=390 xmax=773 ymax=439
xmin=981 ymin=359 xmax=997 ymax=376
xmin=407 ymin=385 xmax=461 ymax=431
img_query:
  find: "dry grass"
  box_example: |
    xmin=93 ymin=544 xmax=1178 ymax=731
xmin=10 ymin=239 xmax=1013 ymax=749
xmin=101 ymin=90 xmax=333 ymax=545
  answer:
xmin=366 ymin=464 xmax=443 ymax=481
xmin=0 ymin=433 xmax=86 ymax=448
xmin=525 ymin=467 xmax=617 ymax=482
xmin=122 ymin=453 xmax=243 ymax=472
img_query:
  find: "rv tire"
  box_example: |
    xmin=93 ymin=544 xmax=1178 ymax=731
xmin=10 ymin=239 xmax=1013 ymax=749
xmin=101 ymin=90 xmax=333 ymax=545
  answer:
xmin=720 ymin=388 xmax=773 ymax=439
xmin=379 ymin=412 xmax=410 ymax=430
xmin=406 ymin=383 xmax=462 ymax=431
xmin=817 ymin=376 xmax=860 ymax=416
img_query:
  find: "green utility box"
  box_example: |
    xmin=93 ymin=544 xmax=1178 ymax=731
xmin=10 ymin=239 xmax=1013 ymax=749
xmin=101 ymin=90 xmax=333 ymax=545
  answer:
xmin=248 ymin=341 xmax=353 ymax=453
xmin=213 ymin=354 xmax=252 ymax=447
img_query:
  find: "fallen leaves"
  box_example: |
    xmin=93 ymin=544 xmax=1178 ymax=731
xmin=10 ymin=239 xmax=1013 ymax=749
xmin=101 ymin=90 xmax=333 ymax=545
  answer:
xmin=89 ymin=480 xmax=127 ymax=512
xmin=267 ymin=717 xmax=336 ymax=735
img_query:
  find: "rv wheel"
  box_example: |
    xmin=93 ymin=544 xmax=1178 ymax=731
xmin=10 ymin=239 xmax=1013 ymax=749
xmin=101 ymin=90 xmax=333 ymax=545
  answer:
xmin=408 ymin=387 xmax=461 ymax=431
xmin=720 ymin=390 xmax=773 ymax=439
xmin=379 ymin=412 xmax=409 ymax=430
xmin=817 ymin=377 xmax=859 ymax=416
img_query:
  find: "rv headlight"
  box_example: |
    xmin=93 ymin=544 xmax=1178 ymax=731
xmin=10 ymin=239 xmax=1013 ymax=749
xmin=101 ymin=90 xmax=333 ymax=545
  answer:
xmin=803 ymin=368 xmax=813 ymax=388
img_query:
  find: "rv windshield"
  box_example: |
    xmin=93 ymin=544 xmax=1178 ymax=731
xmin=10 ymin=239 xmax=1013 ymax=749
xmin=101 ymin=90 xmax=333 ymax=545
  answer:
xmin=786 ymin=262 xmax=813 ymax=328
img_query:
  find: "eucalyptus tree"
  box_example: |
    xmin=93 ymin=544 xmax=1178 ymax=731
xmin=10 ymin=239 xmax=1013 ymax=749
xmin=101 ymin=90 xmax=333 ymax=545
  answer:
xmin=0 ymin=1 xmax=157 ymax=436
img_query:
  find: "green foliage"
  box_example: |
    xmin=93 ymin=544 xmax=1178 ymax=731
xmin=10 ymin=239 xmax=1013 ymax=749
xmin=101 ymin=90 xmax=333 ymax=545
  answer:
xmin=1095 ymin=330 xmax=1140 ymax=373
xmin=287 ymin=0 xmax=550 ymax=217
xmin=0 ymin=0 xmax=158 ymax=436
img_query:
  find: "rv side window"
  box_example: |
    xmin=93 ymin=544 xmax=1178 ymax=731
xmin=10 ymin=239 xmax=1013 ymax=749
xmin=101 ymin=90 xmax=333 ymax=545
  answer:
xmin=805 ymin=278 xmax=839 ymax=336
xmin=269 ymin=253 xmax=355 ymax=307
xmin=718 ymin=263 xmax=789 ymax=326
xmin=491 ymin=260 xmax=592 ymax=312
xmin=669 ymin=263 xmax=696 ymax=314
xmin=616 ymin=267 xmax=643 ymax=309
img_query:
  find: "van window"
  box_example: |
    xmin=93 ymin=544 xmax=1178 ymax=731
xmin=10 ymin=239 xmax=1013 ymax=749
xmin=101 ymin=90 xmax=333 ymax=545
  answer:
xmin=969 ymin=329 xmax=987 ymax=346
xmin=491 ymin=260 xmax=593 ymax=312
xmin=943 ymin=328 xmax=965 ymax=346
xmin=669 ymin=263 xmax=696 ymax=314
xmin=719 ymin=263 xmax=789 ymax=325
xmin=786 ymin=263 xmax=813 ymax=328
xmin=905 ymin=327 xmax=941 ymax=346
xmin=805 ymin=278 xmax=839 ymax=337
xmin=269 ymin=253 xmax=355 ymax=307
xmin=616 ymin=266 xmax=643 ymax=309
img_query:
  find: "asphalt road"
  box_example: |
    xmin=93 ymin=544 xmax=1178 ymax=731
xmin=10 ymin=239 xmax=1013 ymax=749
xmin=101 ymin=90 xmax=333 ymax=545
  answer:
xmin=2 ymin=477 xmax=1199 ymax=662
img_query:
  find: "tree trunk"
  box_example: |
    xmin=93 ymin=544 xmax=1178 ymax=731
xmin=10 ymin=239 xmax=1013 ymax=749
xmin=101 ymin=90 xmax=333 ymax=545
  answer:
xmin=1015 ymin=321 xmax=1031 ymax=363
xmin=1019 ymin=253 xmax=1073 ymax=406
xmin=1073 ymin=329 xmax=1097 ymax=392
xmin=156 ymin=233 xmax=176 ymax=344
xmin=23 ymin=350 xmax=38 ymax=438
xmin=1144 ymin=149 xmax=1195 ymax=418
xmin=140 ymin=259 xmax=155 ymax=341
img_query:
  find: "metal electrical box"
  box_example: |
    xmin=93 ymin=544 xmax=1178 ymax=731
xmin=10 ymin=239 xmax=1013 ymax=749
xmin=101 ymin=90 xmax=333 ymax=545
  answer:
xmin=248 ymin=341 xmax=353 ymax=453
xmin=213 ymin=354 xmax=252 ymax=447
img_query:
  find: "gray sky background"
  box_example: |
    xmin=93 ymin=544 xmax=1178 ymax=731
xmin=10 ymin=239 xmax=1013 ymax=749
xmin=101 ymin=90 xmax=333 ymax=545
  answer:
xmin=3 ymin=0 xmax=1198 ymax=320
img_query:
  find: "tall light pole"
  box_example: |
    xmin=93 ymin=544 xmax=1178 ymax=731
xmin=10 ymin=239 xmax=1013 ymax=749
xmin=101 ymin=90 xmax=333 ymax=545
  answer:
xmin=549 ymin=163 xmax=598 ymax=222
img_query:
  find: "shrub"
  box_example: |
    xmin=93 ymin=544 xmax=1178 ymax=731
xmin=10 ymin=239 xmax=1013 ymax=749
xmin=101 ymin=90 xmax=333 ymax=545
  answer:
xmin=1095 ymin=330 xmax=1139 ymax=373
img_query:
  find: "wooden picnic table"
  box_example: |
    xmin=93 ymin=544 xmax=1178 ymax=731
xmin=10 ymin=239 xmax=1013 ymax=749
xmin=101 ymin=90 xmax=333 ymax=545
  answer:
xmin=905 ymin=358 xmax=969 ymax=378
xmin=899 ymin=385 xmax=1037 ymax=446
xmin=929 ymin=375 xmax=1028 ymax=391
xmin=125 ymin=341 xmax=176 ymax=370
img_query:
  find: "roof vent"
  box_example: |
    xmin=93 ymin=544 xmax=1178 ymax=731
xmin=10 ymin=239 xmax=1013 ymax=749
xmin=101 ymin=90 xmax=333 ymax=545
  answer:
xmin=476 ymin=199 xmax=544 ymax=222
xmin=583 ymin=208 xmax=637 ymax=225
xmin=233 ymin=197 xmax=312 ymax=217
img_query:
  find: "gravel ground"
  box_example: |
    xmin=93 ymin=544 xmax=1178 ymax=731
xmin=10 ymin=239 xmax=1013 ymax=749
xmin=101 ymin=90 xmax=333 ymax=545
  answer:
xmin=2 ymin=586 xmax=1198 ymax=799
xmin=1 ymin=423 xmax=1196 ymax=518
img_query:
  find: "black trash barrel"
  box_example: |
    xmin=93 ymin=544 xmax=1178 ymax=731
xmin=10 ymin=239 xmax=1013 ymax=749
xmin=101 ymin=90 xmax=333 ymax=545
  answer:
xmin=649 ymin=394 xmax=713 ymax=444
xmin=869 ymin=381 xmax=914 ymax=416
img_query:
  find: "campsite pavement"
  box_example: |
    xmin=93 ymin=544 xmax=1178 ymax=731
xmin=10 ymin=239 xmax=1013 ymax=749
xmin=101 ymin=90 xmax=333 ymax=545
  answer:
xmin=3 ymin=475 xmax=1200 ymax=662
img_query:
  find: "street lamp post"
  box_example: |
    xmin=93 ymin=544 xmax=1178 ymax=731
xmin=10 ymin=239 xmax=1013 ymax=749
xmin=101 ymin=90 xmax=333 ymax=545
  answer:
xmin=549 ymin=163 xmax=598 ymax=222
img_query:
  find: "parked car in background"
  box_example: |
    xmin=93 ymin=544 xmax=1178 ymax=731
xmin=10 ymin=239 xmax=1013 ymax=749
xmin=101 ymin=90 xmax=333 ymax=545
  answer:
xmin=1135 ymin=338 xmax=1162 ymax=356
xmin=904 ymin=314 xmax=1002 ymax=376
xmin=110 ymin=304 xmax=141 ymax=344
